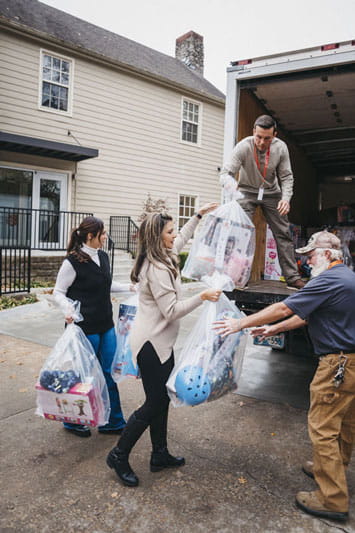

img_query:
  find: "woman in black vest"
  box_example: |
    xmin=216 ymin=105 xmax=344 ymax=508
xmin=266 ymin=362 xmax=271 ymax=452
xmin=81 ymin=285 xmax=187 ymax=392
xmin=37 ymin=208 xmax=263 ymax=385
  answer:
xmin=54 ymin=216 xmax=132 ymax=437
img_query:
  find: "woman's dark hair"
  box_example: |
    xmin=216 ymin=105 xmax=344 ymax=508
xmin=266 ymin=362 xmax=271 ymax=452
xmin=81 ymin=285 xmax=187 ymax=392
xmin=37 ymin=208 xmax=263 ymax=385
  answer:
xmin=67 ymin=216 xmax=105 ymax=262
xmin=131 ymin=212 xmax=178 ymax=283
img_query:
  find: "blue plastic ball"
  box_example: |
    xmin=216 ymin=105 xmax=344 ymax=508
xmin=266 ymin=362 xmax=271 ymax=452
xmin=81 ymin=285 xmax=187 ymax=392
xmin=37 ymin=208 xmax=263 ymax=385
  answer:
xmin=174 ymin=365 xmax=211 ymax=406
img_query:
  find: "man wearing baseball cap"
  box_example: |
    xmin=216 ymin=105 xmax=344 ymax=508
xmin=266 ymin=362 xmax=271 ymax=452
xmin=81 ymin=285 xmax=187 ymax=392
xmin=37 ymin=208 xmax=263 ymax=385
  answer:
xmin=214 ymin=230 xmax=355 ymax=522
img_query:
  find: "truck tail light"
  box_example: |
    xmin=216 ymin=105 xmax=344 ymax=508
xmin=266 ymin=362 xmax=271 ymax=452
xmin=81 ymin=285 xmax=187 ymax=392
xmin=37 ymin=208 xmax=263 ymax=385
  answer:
xmin=321 ymin=43 xmax=339 ymax=51
xmin=230 ymin=59 xmax=252 ymax=66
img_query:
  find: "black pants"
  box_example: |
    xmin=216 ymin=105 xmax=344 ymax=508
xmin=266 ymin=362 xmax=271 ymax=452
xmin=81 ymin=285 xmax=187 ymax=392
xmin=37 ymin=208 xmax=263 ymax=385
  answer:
xmin=135 ymin=341 xmax=174 ymax=449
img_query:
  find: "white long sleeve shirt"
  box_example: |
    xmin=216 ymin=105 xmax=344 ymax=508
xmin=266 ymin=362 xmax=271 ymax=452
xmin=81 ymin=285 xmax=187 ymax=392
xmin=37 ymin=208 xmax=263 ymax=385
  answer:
xmin=54 ymin=243 xmax=131 ymax=317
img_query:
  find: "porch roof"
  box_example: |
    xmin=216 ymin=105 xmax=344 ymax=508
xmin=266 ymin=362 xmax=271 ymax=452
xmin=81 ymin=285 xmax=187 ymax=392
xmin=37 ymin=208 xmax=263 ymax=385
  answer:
xmin=0 ymin=132 xmax=99 ymax=162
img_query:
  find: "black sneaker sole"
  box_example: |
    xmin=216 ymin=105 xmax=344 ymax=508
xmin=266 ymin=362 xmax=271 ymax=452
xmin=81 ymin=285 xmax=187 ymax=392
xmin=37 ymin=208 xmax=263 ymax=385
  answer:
xmin=295 ymin=498 xmax=348 ymax=522
xmin=64 ymin=427 xmax=91 ymax=438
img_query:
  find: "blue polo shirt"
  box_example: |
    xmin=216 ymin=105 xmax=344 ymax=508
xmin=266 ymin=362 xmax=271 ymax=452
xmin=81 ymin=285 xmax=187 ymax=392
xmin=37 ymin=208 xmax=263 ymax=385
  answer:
xmin=283 ymin=264 xmax=355 ymax=355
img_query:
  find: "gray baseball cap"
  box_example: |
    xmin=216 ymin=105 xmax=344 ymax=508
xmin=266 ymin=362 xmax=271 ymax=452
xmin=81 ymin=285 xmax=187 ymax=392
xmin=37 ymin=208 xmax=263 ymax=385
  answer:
xmin=296 ymin=230 xmax=341 ymax=255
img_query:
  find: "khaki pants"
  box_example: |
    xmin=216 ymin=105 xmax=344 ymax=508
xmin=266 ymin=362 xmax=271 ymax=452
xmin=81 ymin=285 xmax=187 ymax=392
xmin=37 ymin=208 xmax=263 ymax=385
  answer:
xmin=308 ymin=353 xmax=355 ymax=512
xmin=238 ymin=192 xmax=300 ymax=283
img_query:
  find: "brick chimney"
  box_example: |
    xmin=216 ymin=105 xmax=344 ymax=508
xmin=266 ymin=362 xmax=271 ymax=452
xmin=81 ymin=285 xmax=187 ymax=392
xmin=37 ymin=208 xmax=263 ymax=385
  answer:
xmin=175 ymin=31 xmax=204 ymax=75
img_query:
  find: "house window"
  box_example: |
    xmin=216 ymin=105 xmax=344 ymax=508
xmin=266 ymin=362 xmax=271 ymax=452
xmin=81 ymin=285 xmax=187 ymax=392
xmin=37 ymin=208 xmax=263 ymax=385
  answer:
xmin=0 ymin=167 xmax=33 ymax=209
xmin=178 ymin=194 xmax=197 ymax=229
xmin=40 ymin=51 xmax=72 ymax=113
xmin=0 ymin=166 xmax=68 ymax=248
xmin=181 ymin=99 xmax=201 ymax=144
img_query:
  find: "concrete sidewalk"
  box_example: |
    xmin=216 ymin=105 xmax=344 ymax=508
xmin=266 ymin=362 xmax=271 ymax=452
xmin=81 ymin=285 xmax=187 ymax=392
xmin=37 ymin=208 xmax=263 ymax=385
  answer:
xmin=0 ymin=284 xmax=316 ymax=409
xmin=1 ymin=285 xmax=354 ymax=532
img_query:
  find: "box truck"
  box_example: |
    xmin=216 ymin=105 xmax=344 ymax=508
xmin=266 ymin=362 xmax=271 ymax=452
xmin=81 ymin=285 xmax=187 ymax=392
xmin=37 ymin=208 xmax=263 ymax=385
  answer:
xmin=223 ymin=40 xmax=355 ymax=354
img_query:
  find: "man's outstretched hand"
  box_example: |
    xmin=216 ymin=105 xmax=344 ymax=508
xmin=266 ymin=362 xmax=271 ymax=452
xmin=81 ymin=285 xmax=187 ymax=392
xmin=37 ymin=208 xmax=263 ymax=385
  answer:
xmin=250 ymin=325 xmax=278 ymax=341
xmin=277 ymin=199 xmax=290 ymax=216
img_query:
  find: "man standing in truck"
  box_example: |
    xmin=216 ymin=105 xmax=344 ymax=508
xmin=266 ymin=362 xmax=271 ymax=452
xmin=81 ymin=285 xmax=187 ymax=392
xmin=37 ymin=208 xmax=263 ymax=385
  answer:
xmin=219 ymin=114 xmax=304 ymax=290
xmin=214 ymin=230 xmax=355 ymax=522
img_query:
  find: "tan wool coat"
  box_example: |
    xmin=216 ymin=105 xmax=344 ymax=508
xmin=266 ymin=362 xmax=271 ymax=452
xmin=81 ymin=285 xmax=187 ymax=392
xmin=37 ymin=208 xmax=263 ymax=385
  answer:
xmin=130 ymin=216 xmax=203 ymax=364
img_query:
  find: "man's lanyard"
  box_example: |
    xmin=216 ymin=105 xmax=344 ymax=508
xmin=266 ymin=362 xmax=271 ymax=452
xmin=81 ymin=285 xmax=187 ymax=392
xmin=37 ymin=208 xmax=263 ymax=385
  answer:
xmin=327 ymin=260 xmax=343 ymax=269
xmin=254 ymin=144 xmax=270 ymax=185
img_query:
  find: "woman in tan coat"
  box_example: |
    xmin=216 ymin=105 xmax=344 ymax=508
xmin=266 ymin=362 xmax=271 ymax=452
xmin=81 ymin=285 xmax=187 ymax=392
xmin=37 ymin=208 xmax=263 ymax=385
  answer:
xmin=107 ymin=203 xmax=221 ymax=486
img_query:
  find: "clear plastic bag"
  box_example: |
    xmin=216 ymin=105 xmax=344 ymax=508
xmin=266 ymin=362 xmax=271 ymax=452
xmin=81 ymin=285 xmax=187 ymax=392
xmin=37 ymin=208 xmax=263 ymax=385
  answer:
xmin=167 ymin=291 xmax=247 ymax=407
xmin=62 ymin=297 xmax=84 ymax=323
xmin=222 ymin=175 xmax=242 ymax=204
xmin=111 ymin=294 xmax=139 ymax=383
xmin=182 ymin=200 xmax=255 ymax=288
xmin=36 ymin=320 xmax=110 ymax=427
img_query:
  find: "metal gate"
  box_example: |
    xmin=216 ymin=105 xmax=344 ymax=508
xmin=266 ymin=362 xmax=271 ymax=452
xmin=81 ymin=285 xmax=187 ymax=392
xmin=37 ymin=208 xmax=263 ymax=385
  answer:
xmin=0 ymin=247 xmax=31 ymax=296
xmin=109 ymin=215 xmax=139 ymax=257
xmin=0 ymin=207 xmax=97 ymax=296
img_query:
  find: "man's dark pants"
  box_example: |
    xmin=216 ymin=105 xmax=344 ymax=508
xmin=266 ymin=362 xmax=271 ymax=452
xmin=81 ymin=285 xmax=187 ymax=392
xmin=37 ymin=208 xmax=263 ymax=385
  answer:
xmin=238 ymin=191 xmax=300 ymax=284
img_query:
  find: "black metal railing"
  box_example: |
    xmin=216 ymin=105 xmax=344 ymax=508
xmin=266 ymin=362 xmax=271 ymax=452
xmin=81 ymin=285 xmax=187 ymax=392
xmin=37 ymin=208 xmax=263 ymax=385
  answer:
xmin=102 ymin=234 xmax=115 ymax=275
xmin=0 ymin=208 xmax=117 ymax=292
xmin=0 ymin=207 xmax=93 ymax=250
xmin=0 ymin=247 xmax=31 ymax=296
xmin=109 ymin=216 xmax=139 ymax=257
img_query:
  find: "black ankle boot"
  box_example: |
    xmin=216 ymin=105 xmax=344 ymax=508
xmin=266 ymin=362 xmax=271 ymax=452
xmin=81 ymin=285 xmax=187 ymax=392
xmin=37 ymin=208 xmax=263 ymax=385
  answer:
xmin=106 ymin=447 xmax=138 ymax=487
xmin=150 ymin=447 xmax=185 ymax=472
xmin=106 ymin=413 xmax=148 ymax=486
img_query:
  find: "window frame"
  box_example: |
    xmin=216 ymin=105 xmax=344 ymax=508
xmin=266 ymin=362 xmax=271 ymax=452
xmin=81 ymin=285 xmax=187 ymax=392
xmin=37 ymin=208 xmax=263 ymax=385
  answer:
xmin=177 ymin=192 xmax=199 ymax=231
xmin=0 ymin=165 xmax=71 ymax=248
xmin=180 ymin=97 xmax=202 ymax=147
xmin=38 ymin=49 xmax=74 ymax=116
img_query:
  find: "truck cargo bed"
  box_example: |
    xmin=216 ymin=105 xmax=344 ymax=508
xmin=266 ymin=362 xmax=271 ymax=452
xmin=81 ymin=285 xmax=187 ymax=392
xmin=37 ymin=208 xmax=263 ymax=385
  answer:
xmin=226 ymin=280 xmax=296 ymax=314
xmin=225 ymin=280 xmax=315 ymax=356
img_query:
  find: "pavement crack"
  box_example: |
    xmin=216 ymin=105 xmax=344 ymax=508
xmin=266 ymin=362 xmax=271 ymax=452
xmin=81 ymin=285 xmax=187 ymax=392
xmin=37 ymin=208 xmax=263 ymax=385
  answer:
xmin=319 ymin=520 xmax=352 ymax=533
xmin=172 ymin=436 xmax=288 ymax=500
xmin=1 ymin=406 xmax=34 ymax=421
xmin=318 ymin=521 xmax=350 ymax=532
xmin=245 ymin=469 xmax=289 ymax=502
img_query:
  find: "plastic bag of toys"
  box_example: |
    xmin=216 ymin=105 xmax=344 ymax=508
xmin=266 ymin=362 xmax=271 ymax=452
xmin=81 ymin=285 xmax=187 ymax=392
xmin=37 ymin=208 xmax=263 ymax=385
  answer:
xmin=167 ymin=289 xmax=247 ymax=407
xmin=36 ymin=302 xmax=110 ymax=426
xmin=111 ymin=293 xmax=139 ymax=383
xmin=182 ymin=200 xmax=255 ymax=288
xmin=221 ymin=174 xmax=242 ymax=203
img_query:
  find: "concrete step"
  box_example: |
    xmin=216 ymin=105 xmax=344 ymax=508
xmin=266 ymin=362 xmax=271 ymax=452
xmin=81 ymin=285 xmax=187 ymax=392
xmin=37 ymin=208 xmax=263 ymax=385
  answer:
xmin=112 ymin=249 xmax=134 ymax=282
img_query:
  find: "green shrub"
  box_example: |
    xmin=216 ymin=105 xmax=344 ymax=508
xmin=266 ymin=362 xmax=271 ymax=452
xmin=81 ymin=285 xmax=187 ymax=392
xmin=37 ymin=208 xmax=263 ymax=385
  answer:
xmin=179 ymin=251 xmax=189 ymax=271
xmin=0 ymin=294 xmax=37 ymax=310
xmin=179 ymin=252 xmax=195 ymax=283
xmin=31 ymin=280 xmax=53 ymax=288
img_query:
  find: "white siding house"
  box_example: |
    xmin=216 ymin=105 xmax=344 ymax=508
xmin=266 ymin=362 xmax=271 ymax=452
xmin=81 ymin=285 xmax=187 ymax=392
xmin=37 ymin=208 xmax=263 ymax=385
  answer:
xmin=0 ymin=0 xmax=225 ymax=252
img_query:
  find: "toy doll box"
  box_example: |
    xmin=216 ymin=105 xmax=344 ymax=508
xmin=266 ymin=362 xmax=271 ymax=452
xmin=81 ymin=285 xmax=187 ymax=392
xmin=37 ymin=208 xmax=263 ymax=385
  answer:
xmin=35 ymin=382 xmax=103 ymax=427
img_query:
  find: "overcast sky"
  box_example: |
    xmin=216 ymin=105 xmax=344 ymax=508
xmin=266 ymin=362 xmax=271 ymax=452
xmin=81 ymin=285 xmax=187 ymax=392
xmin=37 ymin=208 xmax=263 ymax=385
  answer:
xmin=41 ymin=0 xmax=355 ymax=93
